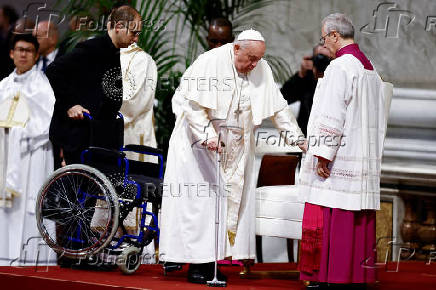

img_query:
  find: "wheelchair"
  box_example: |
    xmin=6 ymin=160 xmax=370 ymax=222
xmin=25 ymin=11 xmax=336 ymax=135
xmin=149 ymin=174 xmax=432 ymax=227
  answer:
xmin=35 ymin=113 xmax=163 ymax=274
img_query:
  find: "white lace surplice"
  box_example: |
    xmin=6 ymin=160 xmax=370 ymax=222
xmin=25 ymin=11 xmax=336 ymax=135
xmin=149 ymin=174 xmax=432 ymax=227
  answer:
xmin=298 ymin=54 xmax=387 ymax=211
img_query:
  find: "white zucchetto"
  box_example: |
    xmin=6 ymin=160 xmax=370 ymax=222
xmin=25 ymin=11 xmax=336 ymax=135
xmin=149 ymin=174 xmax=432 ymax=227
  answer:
xmin=237 ymin=29 xmax=265 ymax=42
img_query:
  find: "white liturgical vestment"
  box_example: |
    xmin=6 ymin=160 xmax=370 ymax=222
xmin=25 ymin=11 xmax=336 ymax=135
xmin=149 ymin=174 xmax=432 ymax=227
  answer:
xmin=117 ymin=44 xmax=158 ymax=262
xmin=160 ymin=43 xmax=303 ymax=263
xmin=0 ymin=66 xmax=56 ymax=265
xmin=120 ymin=43 xmax=158 ymax=159
xmin=298 ymin=54 xmax=387 ymax=211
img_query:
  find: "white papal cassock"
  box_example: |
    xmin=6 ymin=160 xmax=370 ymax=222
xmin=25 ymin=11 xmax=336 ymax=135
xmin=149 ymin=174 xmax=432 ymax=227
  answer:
xmin=159 ymin=43 xmax=303 ymax=263
xmin=298 ymin=54 xmax=387 ymax=211
xmin=0 ymin=66 xmax=55 ymax=265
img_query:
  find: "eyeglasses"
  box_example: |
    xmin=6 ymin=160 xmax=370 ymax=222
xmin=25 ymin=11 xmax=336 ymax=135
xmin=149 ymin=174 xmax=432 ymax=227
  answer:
xmin=117 ymin=22 xmax=142 ymax=37
xmin=130 ymin=30 xmax=141 ymax=37
xmin=14 ymin=47 xmax=35 ymax=54
xmin=319 ymin=31 xmax=334 ymax=45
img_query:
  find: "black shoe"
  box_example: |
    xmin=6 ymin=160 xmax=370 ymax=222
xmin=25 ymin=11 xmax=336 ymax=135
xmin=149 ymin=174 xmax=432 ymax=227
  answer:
xmin=328 ymin=283 xmax=367 ymax=290
xmin=306 ymin=282 xmax=328 ymax=289
xmin=163 ymin=262 xmax=184 ymax=274
xmin=350 ymin=283 xmax=367 ymax=290
xmin=188 ymin=264 xmax=208 ymax=284
xmin=142 ymin=229 xmax=157 ymax=245
xmin=72 ymin=263 xmax=117 ymax=271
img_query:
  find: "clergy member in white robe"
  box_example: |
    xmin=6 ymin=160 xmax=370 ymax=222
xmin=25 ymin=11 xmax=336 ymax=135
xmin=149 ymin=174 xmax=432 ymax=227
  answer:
xmin=118 ymin=43 xmax=158 ymax=261
xmin=120 ymin=43 xmax=158 ymax=160
xmin=0 ymin=34 xmax=55 ymax=266
xmin=160 ymin=29 xmax=305 ymax=284
xmin=298 ymin=14 xmax=388 ymax=287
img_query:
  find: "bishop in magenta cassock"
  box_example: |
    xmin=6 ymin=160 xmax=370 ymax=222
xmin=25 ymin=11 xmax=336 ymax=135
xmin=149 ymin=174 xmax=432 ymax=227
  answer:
xmin=298 ymin=13 xmax=391 ymax=288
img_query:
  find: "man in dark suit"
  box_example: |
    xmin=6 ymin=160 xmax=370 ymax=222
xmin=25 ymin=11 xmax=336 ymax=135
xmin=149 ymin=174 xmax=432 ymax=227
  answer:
xmin=33 ymin=21 xmax=64 ymax=72
xmin=45 ymin=4 xmax=142 ymax=270
xmin=46 ymin=5 xmax=142 ymax=166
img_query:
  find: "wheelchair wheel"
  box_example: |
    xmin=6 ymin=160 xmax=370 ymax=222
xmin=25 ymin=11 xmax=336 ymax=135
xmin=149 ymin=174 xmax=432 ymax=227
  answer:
xmin=36 ymin=164 xmax=119 ymax=259
xmin=117 ymin=246 xmax=141 ymax=275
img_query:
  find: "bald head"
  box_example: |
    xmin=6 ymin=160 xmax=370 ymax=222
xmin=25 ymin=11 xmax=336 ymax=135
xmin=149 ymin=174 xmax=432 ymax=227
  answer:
xmin=207 ymin=18 xmax=234 ymax=50
xmin=33 ymin=20 xmax=58 ymax=56
xmin=36 ymin=21 xmax=58 ymax=36
xmin=108 ymin=5 xmax=141 ymax=29
xmin=14 ymin=17 xmax=35 ymax=34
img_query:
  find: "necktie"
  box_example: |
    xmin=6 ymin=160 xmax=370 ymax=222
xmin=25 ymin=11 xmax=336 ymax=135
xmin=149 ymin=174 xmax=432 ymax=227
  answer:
xmin=42 ymin=56 xmax=48 ymax=73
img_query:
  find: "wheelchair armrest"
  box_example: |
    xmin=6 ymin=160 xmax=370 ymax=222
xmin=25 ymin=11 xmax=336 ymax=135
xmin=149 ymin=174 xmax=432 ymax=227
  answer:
xmin=86 ymin=146 xmax=126 ymax=159
xmin=123 ymin=145 xmax=163 ymax=156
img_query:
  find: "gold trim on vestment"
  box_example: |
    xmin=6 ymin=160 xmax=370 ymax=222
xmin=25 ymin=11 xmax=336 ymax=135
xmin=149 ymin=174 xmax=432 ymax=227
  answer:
xmin=228 ymin=230 xmax=236 ymax=246
xmin=0 ymin=93 xmax=27 ymax=128
xmin=5 ymin=187 xmax=20 ymax=197
xmin=139 ymin=134 xmax=145 ymax=162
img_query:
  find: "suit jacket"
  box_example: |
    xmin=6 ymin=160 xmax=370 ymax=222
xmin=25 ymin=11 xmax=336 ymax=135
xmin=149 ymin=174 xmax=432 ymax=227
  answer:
xmin=46 ymin=34 xmax=122 ymax=152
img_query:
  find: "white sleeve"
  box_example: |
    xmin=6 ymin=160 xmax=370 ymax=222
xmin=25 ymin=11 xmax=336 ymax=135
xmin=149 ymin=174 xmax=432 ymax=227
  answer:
xmin=271 ymin=106 xmax=304 ymax=146
xmin=182 ymin=100 xmax=218 ymax=143
xmin=308 ymin=64 xmax=351 ymax=161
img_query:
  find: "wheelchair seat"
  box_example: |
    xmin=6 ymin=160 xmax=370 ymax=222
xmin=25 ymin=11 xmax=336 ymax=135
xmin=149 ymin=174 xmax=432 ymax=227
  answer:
xmin=129 ymin=174 xmax=161 ymax=202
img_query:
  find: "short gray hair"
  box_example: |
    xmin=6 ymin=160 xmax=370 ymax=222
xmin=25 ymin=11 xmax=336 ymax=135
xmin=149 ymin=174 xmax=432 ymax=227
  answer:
xmin=322 ymin=13 xmax=354 ymax=39
xmin=234 ymin=40 xmax=264 ymax=49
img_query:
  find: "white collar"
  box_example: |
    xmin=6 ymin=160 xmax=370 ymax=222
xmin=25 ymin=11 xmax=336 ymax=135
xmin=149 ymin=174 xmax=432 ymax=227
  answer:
xmin=13 ymin=65 xmax=36 ymax=83
xmin=44 ymin=48 xmax=58 ymax=62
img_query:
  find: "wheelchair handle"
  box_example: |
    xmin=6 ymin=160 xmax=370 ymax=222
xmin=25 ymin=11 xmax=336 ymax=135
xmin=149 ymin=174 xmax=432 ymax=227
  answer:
xmin=82 ymin=112 xmax=124 ymax=121
xmin=86 ymin=146 xmax=126 ymax=159
xmin=83 ymin=112 xmax=93 ymax=120
xmin=123 ymin=144 xmax=163 ymax=155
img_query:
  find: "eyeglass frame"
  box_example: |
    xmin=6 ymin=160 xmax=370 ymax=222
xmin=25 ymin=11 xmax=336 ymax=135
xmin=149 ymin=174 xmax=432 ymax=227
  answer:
xmin=13 ymin=46 xmax=36 ymax=54
xmin=319 ymin=31 xmax=335 ymax=45
xmin=117 ymin=21 xmax=142 ymax=37
xmin=129 ymin=30 xmax=142 ymax=37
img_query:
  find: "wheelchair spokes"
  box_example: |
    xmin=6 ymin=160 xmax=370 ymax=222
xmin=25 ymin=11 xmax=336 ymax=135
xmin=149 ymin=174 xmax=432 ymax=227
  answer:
xmin=36 ymin=165 xmax=119 ymax=259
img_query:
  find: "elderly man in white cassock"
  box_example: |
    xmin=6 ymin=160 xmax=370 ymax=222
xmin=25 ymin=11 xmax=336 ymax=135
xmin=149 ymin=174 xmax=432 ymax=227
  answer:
xmin=160 ymin=29 xmax=305 ymax=284
xmin=298 ymin=13 xmax=390 ymax=289
xmin=0 ymin=33 xmax=55 ymax=265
